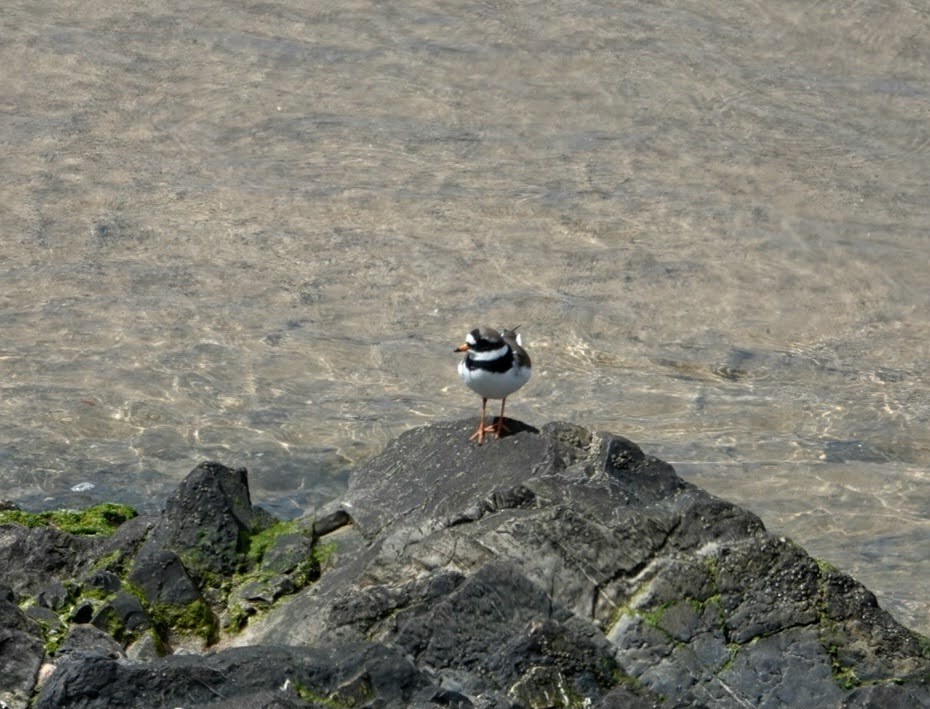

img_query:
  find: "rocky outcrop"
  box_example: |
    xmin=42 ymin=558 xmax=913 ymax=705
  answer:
xmin=231 ymin=421 xmax=930 ymax=707
xmin=1 ymin=421 xmax=928 ymax=708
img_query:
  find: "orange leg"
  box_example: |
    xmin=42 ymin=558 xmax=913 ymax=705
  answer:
xmin=469 ymin=398 xmax=498 ymax=444
xmin=493 ymin=398 xmax=510 ymax=438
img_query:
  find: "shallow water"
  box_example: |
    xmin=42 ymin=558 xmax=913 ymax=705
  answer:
xmin=2 ymin=0 xmax=929 ymax=633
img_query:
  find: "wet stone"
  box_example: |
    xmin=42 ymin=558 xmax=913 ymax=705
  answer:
xmin=56 ymin=624 xmax=124 ymax=661
xmin=37 ymin=580 xmax=71 ymax=611
xmin=260 ymin=533 xmax=315 ymax=575
xmin=25 ymin=605 xmax=63 ymax=629
xmin=90 ymin=591 xmax=150 ymax=639
xmin=125 ymin=631 xmax=162 ymax=662
xmin=0 ymin=599 xmax=45 ymax=709
xmin=127 ymin=547 xmax=201 ymax=607
xmin=83 ymin=569 xmax=121 ymax=595
xmin=235 ymin=575 xmax=295 ymax=605
xmin=313 ymin=508 xmax=352 ymax=537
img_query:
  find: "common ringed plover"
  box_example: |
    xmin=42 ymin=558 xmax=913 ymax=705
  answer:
xmin=454 ymin=326 xmax=532 ymax=444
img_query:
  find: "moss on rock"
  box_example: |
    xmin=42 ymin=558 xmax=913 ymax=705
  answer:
xmin=0 ymin=503 xmax=137 ymax=536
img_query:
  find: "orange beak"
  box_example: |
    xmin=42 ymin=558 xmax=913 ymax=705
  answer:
xmin=454 ymin=343 xmax=470 ymax=352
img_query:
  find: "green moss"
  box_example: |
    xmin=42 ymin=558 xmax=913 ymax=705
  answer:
xmin=640 ymin=604 xmax=670 ymax=629
xmin=293 ymin=541 xmax=337 ymax=587
xmin=313 ymin=541 xmax=337 ymax=568
xmin=612 ymin=668 xmax=645 ymax=692
xmin=294 ymin=683 xmax=355 ymax=709
xmin=636 ymin=598 xmax=686 ymax=631
xmin=719 ymin=643 xmax=740 ymax=673
xmin=91 ymin=549 xmax=125 ymax=574
xmin=918 ymin=634 xmax=930 ymax=659
xmin=123 ymin=582 xmax=149 ymax=608
xmin=150 ymin=598 xmax=218 ymax=645
xmin=294 ymin=682 xmax=374 ymax=709
xmin=43 ymin=626 xmax=68 ymax=657
xmin=816 ymin=558 xmax=839 ymax=574
xmin=704 ymin=554 xmax=719 ymax=580
xmin=832 ymin=662 xmax=861 ymax=690
xmin=243 ymin=519 xmax=300 ymax=567
xmin=605 ymin=599 xmax=634 ymax=632
xmin=0 ymin=503 xmax=136 ymax=536
xmin=226 ymin=603 xmax=251 ymax=632
xmin=127 ymin=581 xmax=218 ymax=646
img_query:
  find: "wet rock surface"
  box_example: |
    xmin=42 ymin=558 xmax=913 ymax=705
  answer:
xmin=1 ymin=421 xmax=928 ymax=708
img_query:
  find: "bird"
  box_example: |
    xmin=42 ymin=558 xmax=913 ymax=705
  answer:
xmin=454 ymin=326 xmax=532 ymax=444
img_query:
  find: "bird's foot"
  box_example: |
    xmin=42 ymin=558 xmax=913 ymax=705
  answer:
xmin=468 ymin=419 xmax=510 ymax=444
xmin=493 ymin=417 xmax=510 ymax=437
xmin=468 ymin=423 xmax=499 ymax=444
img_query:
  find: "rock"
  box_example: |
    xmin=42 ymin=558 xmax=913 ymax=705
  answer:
xmin=37 ymin=642 xmax=432 ymax=709
xmin=592 ymin=686 xmax=656 ymax=709
xmin=36 ymin=581 xmax=71 ymax=611
xmin=89 ymin=591 xmax=150 ymax=640
xmin=147 ymin=461 xmax=254 ymax=579
xmin=260 ymin=533 xmax=316 ymax=575
xmin=55 ymin=625 xmax=124 ymax=661
xmin=83 ymin=569 xmax=122 ymax=595
xmin=127 ymin=547 xmax=201 ymax=607
xmin=232 ymin=420 xmax=930 ymax=707
xmin=12 ymin=420 xmax=930 ymax=708
xmin=79 ymin=514 xmax=157 ymax=576
xmin=0 ymin=593 xmax=45 ymax=709
xmin=125 ymin=630 xmax=163 ymax=662
xmin=843 ymin=683 xmax=930 ymax=709
xmin=69 ymin=600 xmax=95 ymax=624
xmin=312 ymin=508 xmax=352 ymax=537
xmin=23 ymin=604 xmax=57 ymax=625
xmin=234 ymin=575 xmax=295 ymax=606
xmin=0 ymin=524 xmax=97 ymax=597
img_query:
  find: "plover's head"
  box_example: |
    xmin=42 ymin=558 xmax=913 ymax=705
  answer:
xmin=454 ymin=327 xmax=505 ymax=353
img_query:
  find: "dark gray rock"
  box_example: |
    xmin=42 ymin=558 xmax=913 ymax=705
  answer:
xmin=312 ymin=508 xmax=352 ymax=537
xmin=127 ymin=547 xmax=201 ymax=607
xmin=0 ymin=523 xmax=97 ymax=597
xmin=234 ymin=420 xmax=930 ymax=708
xmin=592 ymin=686 xmax=657 ymax=709
xmin=149 ymin=461 xmax=254 ymax=578
xmin=89 ymin=590 xmax=150 ymax=640
xmin=55 ymin=624 xmax=124 ymax=661
xmin=81 ymin=514 xmax=157 ymax=575
xmin=69 ymin=600 xmax=95 ymax=624
xmin=718 ymin=626 xmax=844 ymax=707
xmin=234 ymin=574 xmax=295 ymax=606
xmin=37 ymin=642 xmax=432 ymax=709
xmin=125 ymin=630 xmax=163 ymax=662
xmin=261 ymin=532 xmax=316 ymax=575
xmin=83 ymin=569 xmax=122 ymax=595
xmin=843 ymin=683 xmax=930 ymax=709
xmin=0 ymin=594 xmax=45 ymax=709
xmin=14 ymin=421 xmax=930 ymax=708
xmin=819 ymin=569 xmax=930 ymax=682
xmin=37 ymin=580 xmax=71 ymax=611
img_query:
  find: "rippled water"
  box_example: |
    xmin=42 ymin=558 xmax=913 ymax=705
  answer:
xmin=2 ymin=0 xmax=929 ymax=632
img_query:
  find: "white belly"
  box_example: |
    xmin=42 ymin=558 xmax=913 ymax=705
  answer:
xmin=458 ymin=359 xmax=531 ymax=399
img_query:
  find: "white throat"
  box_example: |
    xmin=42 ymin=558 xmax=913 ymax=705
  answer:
xmin=469 ymin=344 xmax=509 ymax=361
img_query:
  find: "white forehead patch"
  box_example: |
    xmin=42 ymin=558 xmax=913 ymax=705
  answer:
xmin=466 ymin=332 xmax=477 ymax=345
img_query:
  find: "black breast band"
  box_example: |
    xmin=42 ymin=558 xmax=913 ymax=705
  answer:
xmin=466 ymin=347 xmax=514 ymax=374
